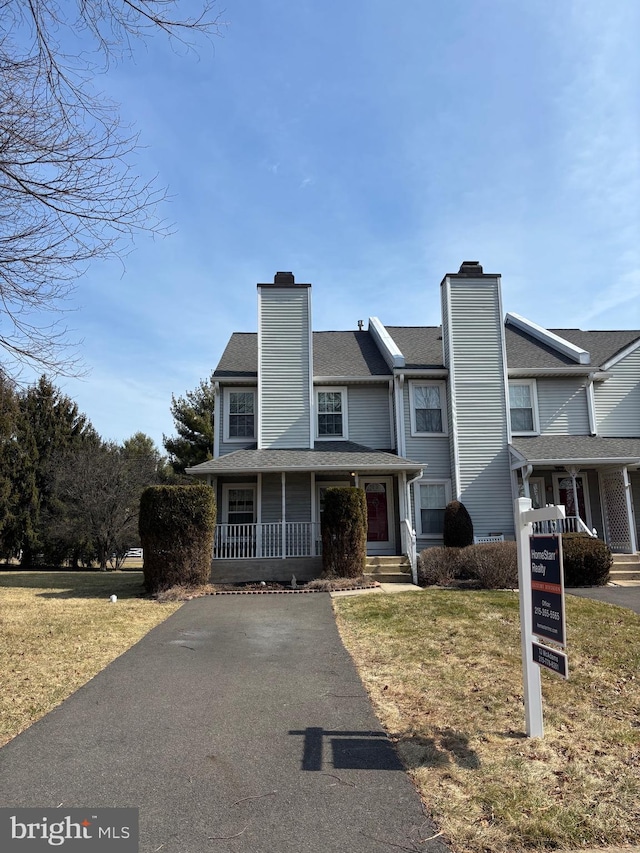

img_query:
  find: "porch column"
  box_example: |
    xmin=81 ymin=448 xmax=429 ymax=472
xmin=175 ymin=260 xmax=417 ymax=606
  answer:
xmin=566 ymin=466 xmax=580 ymax=525
xmin=281 ymin=472 xmax=287 ymax=559
xmin=256 ymin=473 xmax=262 ymax=558
xmin=623 ymin=467 xmax=638 ymax=553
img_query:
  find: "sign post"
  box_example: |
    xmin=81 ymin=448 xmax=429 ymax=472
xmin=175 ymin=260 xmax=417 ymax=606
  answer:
xmin=515 ymin=498 xmax=567 ymax=738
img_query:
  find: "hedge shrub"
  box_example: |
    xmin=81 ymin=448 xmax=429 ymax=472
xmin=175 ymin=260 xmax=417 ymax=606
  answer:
xmin=418 ymin=541 xmax=518 ymax=589
xmin=443 ymin=500 xmax=474 ymax=548
xmin=561 ymin=533 xmax=612 ymax=586
xmin=321 ymin=487 xmax=367 ymax=578
xmin=139 ymin=485 xmax=216 ymax=593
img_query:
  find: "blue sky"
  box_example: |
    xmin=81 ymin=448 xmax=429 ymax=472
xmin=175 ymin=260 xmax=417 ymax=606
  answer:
xmin=29 ymin=0 xmax=639 ymax=451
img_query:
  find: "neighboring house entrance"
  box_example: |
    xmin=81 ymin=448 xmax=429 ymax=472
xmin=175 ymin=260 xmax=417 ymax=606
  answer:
xmin=553 ymin=473 xmax=592 ymax=529
xmin=361 ymin=477 xmax=395 ymax=555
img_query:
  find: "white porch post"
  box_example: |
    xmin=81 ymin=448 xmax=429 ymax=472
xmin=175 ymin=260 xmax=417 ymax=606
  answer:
xmin=256 ymin=473 xmax=262 ymax=558
xmin=623 ymin=467 xmax=638 ymax=553
xmin=310 ymin=472 xmax=316 ymax=557
xmin=567 ymin=467 xmax=580 ymax=523
xmin=281 ymin=472 xmax=287 ymax=559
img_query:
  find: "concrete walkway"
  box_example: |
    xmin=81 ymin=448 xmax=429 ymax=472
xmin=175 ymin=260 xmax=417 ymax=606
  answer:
xmin=0 ymin=595 xmax=448 ymax=853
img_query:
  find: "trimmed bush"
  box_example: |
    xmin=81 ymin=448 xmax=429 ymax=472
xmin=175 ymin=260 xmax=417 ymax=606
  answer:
xmin=443 ymin=500 xmax=474 ymax=548
xmin=417 ymin=547 xmax=462 ymax=587
xmin=321 ymin=487 xmax=367 ymax=578
xmin=139 ymin=485 xmax=216 ymax=593
xmin=561 ymin=533 xmax=612 ymax=587
xmin=462 ymin=542 xmax=518 ymax=589
xmin=418 ymin=541 xmax=518 ymax=589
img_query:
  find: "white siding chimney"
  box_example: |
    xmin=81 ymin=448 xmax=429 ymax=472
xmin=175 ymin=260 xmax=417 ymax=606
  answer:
xmin=258 ymin=272 xmax=313 ymax=449
xmin=441 ymin=262 xmax=514 ymax=539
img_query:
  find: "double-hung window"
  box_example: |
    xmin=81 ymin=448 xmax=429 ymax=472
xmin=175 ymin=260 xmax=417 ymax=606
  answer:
xmin=415 ymin=480 xmax=451 ymax=537
xmin=225 ymin=389 xmax=255 ymax=441
xmin=223 ymin=485 xmax=255 ymax=525
xmin=316 ymin=387 xmax=348 ymax=439
xmin=409 ymin=381 xmax=447 ymax=436
xmin=509 ymin=381 xmax=538 ymax=434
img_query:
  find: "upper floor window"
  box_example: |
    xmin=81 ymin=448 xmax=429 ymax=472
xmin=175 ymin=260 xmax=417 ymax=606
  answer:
xmin=316 ymin=387 xmax=348 ymax=439
xmin=225 ymin=389 xmax=255 ymax=441
xmin=409 ymin=381 xmax=447 ymax=436
xmin=509 ymin=380 xmax=539 ymax=434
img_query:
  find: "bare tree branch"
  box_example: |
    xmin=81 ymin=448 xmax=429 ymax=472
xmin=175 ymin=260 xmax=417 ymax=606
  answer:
xmin=0 ymin=2 xmax=223 ymax=375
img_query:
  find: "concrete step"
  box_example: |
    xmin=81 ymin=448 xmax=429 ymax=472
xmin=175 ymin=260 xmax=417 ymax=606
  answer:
xmin=610 ymin=570 xmax=640 ymax=581
xmin=611 ymin=553 xmax=640 ymax=565
xmin=366 ymin=555 xmax=411 ymax=568
xmin=364 ymin=571 xmax=413 ymax=584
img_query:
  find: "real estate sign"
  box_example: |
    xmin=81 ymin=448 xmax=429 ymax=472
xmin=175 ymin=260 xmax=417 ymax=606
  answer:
xmin=532 ymin=641 xmax=568 ymax=679
xmin=530 ymin=534 xmax=566 ymax=648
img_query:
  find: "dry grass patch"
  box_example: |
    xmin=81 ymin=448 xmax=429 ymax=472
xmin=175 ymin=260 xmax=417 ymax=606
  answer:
xmin=0 ymin=572 xmax=181 ymax=747
xmin=334 ymin=589 xmax=640 ymax=853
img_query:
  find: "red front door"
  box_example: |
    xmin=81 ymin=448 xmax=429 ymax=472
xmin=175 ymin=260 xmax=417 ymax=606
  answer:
xmin=365 ymin=482 xmax=389 ymax=542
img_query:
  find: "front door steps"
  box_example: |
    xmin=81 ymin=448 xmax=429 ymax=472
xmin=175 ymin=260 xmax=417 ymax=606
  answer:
xmin=365 ymin=555 xmax=412 ymax=584
xmin=610 ymin=553 xmax=640 ymax=582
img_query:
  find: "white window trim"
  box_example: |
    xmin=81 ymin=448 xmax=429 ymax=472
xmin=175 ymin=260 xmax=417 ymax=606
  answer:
xmin=509 ymin=379 xmax=540 ymax=436
xmin=409 ymin=380 xmax=448 ymax=437
xmin=223 ymin=387 xmax=257 ymax=443
xmin=315 ymin=480 xmax=350 ymax=522
xmin=315 ymin=386 xmax=349 ymax=441
xmin=413 ymin=479 xmax=452 ymax=539
xmin=222 ymin=483 xmax=257 ymax=524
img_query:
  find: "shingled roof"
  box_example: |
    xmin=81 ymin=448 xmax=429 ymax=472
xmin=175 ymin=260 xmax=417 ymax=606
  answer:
xmin=187 ymin=441 xmax=423 ymax=476
xmin=214 ymin=330 xmax=391 ymax=378
xmin=213 ymin=324 xmax=640 ymax=378
xmin=511 ymin=435 xmax=640 ymax=465
xmin=505 ymin=326 xmax=640 ymax=370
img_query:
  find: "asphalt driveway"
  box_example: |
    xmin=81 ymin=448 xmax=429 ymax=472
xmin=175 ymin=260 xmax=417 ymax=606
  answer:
xmin=567 ymin=583 xmax=640 ymax=615
xmin=0 ymin=595 xmax=448 ymax=853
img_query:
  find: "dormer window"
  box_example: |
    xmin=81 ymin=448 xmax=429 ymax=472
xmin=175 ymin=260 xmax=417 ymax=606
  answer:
xmin=316 ymin=387 xmax=348 ymax=439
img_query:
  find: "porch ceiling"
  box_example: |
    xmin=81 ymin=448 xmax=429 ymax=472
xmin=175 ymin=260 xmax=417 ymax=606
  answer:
xmin=510 ymin=435 xmax=640 ymax=469
xmin=186 ymin=441 xmax=424 ymax=477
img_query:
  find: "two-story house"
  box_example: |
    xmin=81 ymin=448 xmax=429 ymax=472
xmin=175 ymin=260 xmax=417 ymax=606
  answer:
xmin=187 ymin=263 xmax=640 ymax=583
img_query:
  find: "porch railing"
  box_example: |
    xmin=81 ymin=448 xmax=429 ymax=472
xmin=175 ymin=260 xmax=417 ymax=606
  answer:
xmin=531 ymin=516 xmax=597 ymax=537
xmin=401 ymin=519 xmax=417 ymax=583
xmin=214 ymin=523 xmax=321 ymax=560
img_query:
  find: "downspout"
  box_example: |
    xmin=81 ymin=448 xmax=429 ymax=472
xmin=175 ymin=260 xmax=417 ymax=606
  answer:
xmin=213 ymin=381 xmax=220 ymax=459
xmin=406 ymin=470 xmax=424 ymax=585
xmin=395 ymin=373 xmax=406 ymax=458
xmin=586 ymin=373 xmax=597 ymax=435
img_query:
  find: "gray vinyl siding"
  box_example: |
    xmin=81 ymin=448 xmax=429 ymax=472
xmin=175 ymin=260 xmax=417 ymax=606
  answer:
xmin=260 ymin=473 xmax=311 ymax=522
xmin=594 ymin=346 xmax=640 ymax=436
xmin=402 ymin=384 xmax=451 ymax=478
xmin=536 ymin=378 xmax=590 ymax=435
xmin=347 ymin=385 xmax=392 ymax=448
xmin=259 ymin=288 xmax=311 ymax=449
xmin=261 ymin=474 xmax=282 ymax=523
xmin=444 ymin=279 xmax=514 ymax=538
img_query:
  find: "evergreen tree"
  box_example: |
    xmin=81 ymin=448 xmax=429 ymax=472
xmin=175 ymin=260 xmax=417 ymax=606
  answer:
xmin=163 ymin=377 xmax=215 ymax=476
xmin=6 ymin=376 xmax=96 ymax=565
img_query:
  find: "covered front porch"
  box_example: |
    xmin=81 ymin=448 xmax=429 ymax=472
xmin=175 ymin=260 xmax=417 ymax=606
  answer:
xmin=186 ymin=442 xmax=423 ymax=582
xmin=510 ymin=436 xmax=640 ymax=554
